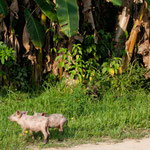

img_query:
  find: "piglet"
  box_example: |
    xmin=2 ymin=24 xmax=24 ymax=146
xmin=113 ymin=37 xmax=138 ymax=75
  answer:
xmin=8 ymin=110 xmax=49 ymax=144
xmin=34 ymin=112 xmax=67 ymax=132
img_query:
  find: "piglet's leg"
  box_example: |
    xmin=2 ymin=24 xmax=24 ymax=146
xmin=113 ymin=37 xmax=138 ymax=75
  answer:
xmin=46 ymin=127 xmax=50 ymax=135
xmin=59 ymin=125 xmax=63 ymax=132
xmin=22 ymin=128 xmax=26 ymax=136
xmin=29 ymin=130 xmax=35 ymax=140
xmin=41 ymin=128 xmax=49 ymax=144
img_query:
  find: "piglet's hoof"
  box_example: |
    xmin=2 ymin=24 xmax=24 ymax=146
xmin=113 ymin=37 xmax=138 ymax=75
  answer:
xmin=44 ymin=139 xmax=48 ymax=144
xmin=59 ymin=129 xmax=63 ymax=132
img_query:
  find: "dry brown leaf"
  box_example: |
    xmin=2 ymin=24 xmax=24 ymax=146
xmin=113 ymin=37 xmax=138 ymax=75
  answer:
xmin=22 ymin=0 xmax=30 ymax=5
xmin=142 ymin=11 xmax=150 ymax=40
xmin=143 ymin=54 xmax=150 ymax=69
xmin=74 ymin=34 xmax=83 ymax=43
xmin=8 ymin=30 xmax=20 ymax=62
xmin=43 ymin=54 xmax=52 ymax=73
xmin=10 ymin=0 xmax=19 ymax=20
xmin=22 ymin=24 xmax=30 ymax=53
xmin=0 ymin=21 xmax=7 ymax=40
xmin=138 ymin=40 xmax=149 ymax=54
xmin=28 ymin=55 xmax=37 ymax=65
xmin=0 ymin=21 xmax=9 ymax=43
xmin=138 ymin=40 xmax=150 ymax=69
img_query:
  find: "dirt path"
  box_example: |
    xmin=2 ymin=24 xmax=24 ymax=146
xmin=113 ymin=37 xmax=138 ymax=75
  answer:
xmin=32 ymin=137 xmax=150 ymax=150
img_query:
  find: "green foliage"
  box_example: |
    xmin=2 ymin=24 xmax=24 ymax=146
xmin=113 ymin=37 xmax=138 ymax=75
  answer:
xmin=102 ymin=57 xmax=122 ymax=76
xmin=0 ymin=41 xmax=15 ymax=64
xmin=0 ymin=0 xmax=8 ymax=17
xmin=110 ymin=0 xmax=122 ymax=6
xmin=0 ymin=57 xmax=31 ymax=91
xmin=55 ymin=43 xmax=99 ymax=82
xmin=8 ymin=65 xmax=30 ymax=91
xmin=55 ymin=31 xmax=115 ymax=82
xmin=24 ymin=9 xmax=45 ymax=49
xmin=0 ymin=81 xmax=150 ymax=149
xmin=43 ymin=73 xmax=58 ymax=86
xmin=56 ymin=0 xmax=79 ymax=37
xmin=88 ymin=63 xmax=149 ymax=99
xmin=33 ymin=0 xmax=57 ymax=22
xmin=97 ymin=30 xmax=115 ymax=60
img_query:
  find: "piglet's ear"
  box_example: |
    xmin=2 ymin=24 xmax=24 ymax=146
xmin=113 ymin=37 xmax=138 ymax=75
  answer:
xmin=17 ymin=110 xmax=21 ymax=115
xmin=42 ymin=113 xmax=47 ymax=116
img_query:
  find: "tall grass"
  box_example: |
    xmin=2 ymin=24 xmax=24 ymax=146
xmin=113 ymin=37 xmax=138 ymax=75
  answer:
xmin=0 ymin=82 xmax=150 ymax=149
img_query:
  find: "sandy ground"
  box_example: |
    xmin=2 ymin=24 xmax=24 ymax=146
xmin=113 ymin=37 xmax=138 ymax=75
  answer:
xmin=31 ymin=137 xmax=150 ymax=150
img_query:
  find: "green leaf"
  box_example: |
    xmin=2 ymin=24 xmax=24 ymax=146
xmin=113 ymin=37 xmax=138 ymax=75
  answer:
xmin=24 ymin=9 xmax=45 ymax=49
xmin=56 ymin=0 xmax=79 ymax=37
xmin=125 ymin=30 xmax=129 ymax=39
xmin=55 ymin=56 xmax=61 ymax=61
xmin=67 ymin=57 xmax=71 ymax=63
xmin=33 ymin=0 xmax=57 ymax=22
xmin=58 ymin=48 xmax=66 ymax=53
xmin=115 ymin=63 xmax=119 ymax=69
xmin=146 ymin=0 xmax=150 ymax=11
xmin=71 ymin=70 xmax=76 ymax=75
xmin=111 ymin=60 xmax=116 ymax=65
xmin=102 ymin=62 xmax=108 ymax=67
xmin=78 ymin=68 xmax=83 ymax=74
xmin=78 ymin=74 xmax=82 ymax=82
xmin=65 ymin=64 xmax=70 ymax=70
xmin=111 ymin=0 xmax=122 ymax=6
xmin=76 ymin=55 xmax=79 ymax=59
xmin=0 ymin=0 xmax=8 ymax=17
xmin=1 ymin=58 xmax=4 ymax=64
xmin=62 ymin=55 xmax=66 ymax=60
xmin=59 ymin=61 xmax=65 ymax=67
xmin=102 ymin=67 xmax=107 ymax=74
xmin=67 ymin=51 xmax=71 ymax=56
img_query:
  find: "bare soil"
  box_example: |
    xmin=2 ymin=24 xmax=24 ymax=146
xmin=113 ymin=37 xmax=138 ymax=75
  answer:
xmin=31 ymin=137 xmax=150 ymax=150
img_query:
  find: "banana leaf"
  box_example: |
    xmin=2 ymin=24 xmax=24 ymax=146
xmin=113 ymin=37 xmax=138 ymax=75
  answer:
xmin=111 ymin=0 xmax=122 ymax=6
xmin=33 ymin=0 xmax=57 ymax=22
xmin=56 ymin=0 xmax=79 ymax=37
xmin=24 ymin=9 xmax=45 ymax=49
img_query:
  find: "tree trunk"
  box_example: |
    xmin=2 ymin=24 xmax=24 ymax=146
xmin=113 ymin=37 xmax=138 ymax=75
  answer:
xmin=122 ymin=4 xmax=146 ymax=70
xmin=115 ymin=6 xmax=131 ymax=56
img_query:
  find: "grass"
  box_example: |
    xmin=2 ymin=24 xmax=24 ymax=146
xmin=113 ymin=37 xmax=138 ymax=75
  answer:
xmin=0 ymin=81 xmax=150 ymax=150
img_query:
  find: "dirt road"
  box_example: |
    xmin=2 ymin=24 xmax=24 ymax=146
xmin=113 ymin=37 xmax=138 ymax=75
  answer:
xmin=32 ymin=137 xmax=150 ymax=150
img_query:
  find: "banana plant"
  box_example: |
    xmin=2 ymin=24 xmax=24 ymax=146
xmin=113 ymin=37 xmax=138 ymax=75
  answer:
xmin=107 ymin=0 xmax=150 ymax=71
xmin=33 ymin=0 xmax=79 ymax=37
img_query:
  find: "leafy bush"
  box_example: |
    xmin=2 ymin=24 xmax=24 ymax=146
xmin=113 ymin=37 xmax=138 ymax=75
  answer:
xmin=8 ymin=65 xmax=30 ymax=91
xmin=87 ymin=63 xmax=149 ymax=99
xmin=55 ymin=30 xmax=116 ymax=83
xmin=55 ymin=43 xmax=100 ymax=82
xmin=0 ymin=63 xmax=31 ymax=91
xmin=0 ymin=41 xmax=15 ymax=64
xmin=43 ymin=73 xmax=58 ymax=86
xmin=102 ymin=57 xmax=122 ymax=76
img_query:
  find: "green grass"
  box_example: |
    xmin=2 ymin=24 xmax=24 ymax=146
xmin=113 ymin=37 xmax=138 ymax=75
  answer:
xmin=0 ymin=82 xmax=150 ymax=150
